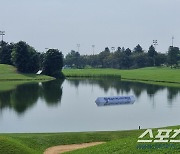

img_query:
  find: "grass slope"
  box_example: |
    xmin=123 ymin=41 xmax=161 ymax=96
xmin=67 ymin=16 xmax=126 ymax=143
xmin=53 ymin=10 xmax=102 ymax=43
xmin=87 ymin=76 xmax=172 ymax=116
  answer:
xmin=0 ymin=64 xmax=54 ymax=81
xmin=0 ymin=136 xmax=37 ymax=154
xmin=63 ymin=67 xmax=180 ymax=87
xmin=0 ymin=64 xmax=54 ymax=91
xmin=0 ymin=126 xmax=180 ymax=154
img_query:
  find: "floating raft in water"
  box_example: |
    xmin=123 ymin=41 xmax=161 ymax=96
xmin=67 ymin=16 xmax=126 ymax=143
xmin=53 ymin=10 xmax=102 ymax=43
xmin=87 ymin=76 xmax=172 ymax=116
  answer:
xmin=95 ymin=96 xmax=135 ymax=106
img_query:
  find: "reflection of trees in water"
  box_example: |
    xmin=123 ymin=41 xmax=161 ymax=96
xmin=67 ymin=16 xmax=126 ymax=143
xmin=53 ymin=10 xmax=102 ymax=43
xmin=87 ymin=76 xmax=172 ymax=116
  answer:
xmin=0 ymin=84 xmax=39 ymax=114
xmin=167 ymin=87 xmax=179 ymax=105
xmin=0 ymin=91 xmax=11 ymax=109
xmin=68 ymin=79 xmax=80 ymax=88
xmin=146 ymin=85 xmax=160 ymax=95
xmin=1 ymin=78 xmax=179 ymax=114
xmin=67 ymin=79 xmax=180 ymax=102
xmin=0 ymin=80 xmax=64 ymax=114
xmin=40 ymin=80 xmax=64 ymax=106
xmin=11 ymin=84 xmax=39 ymax=114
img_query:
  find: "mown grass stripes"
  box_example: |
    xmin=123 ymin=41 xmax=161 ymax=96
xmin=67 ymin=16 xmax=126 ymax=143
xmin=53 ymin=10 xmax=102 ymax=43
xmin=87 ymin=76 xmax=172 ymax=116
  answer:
xmin=0 ymin=125 xmax=180 ymax=154
xmin=63 ymin=67 xmax=180 ymax=87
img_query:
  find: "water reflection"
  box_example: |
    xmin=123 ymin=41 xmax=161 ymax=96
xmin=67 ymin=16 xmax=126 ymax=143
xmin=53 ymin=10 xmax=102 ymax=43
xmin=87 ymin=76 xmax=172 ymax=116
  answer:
xmin=0 ymin=78 xmax=180 ymax=115
xmin=67 ymin=78 xmax=180 ymax=102
xmin=40 ymin=80 xmax=64 ymax=106
xmin=1 ymin=78 xmax=180 ymax=133
xmin=11 ymin=83 xmax=39 ymax=113
xmin=0 ymin=80 xmax=64 ymax=115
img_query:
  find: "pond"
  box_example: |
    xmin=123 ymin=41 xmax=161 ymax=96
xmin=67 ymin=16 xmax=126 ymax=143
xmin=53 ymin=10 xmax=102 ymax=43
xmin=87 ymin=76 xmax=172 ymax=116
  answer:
xmin=0 ymin=79 xmax=180 ymax=133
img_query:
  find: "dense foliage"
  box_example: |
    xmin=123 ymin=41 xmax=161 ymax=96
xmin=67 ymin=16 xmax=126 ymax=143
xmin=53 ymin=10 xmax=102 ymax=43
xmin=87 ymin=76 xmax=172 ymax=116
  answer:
xmin=64 ymin=45 xmax=180 ymax=69
xmin=0 ymin=41 xmax=14 ymax=65
xmin=43 ymin=49 xmax=64 ymax=78
xmin=0 ymin=41 xmax=64 ymax=78
xmin=1 ymin=40 xmax=180 ymax=77
xmin=167 ymin=46 xmax=180 ymax=68
xmin=11 ymin=41 xmax=40 ymax=73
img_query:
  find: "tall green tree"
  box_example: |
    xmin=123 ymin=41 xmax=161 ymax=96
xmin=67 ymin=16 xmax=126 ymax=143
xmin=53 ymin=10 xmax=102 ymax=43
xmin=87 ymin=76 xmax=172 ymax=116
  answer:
xmin=132 ymin=53 xmax=148 ymax=68
xmin=148 ymin=45 xmax=157 ymax=66
xmin=0 ymin=41 xmax=14 ymax=65
xmin=98 ymin=47 xmax=110 ymax=67
xmin=27 ymin=48 xmax=40 ymax=73
xmin=43 ymin=49 xmax=64 ymax=78
xmin=167 ymin=46 xmax=180 ymax=68
xmin=117 ymin=47 xmax=121 ymax=52
xmin=134 ymin=44 xmax=143 ymax=53
xmin=86 ymin=54 xmax=100 ymax=68
xmin=118 ymin=48 xmax=132 ymax=69
xmin=11 ymin=41 xmax=39 ymax=73
xmin=124 ymin=48 xmax=132 ymax=56
xmin=155 ymin=53 xmax=167 ymax=66
xmin=65 ymin=50 xmax=81 ymax=68
xmin=112 ymin=48 xmax=122 ymax=68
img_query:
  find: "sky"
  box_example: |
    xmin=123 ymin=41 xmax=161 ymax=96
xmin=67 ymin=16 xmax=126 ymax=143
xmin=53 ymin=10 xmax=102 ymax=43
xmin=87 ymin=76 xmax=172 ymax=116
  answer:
xmin=0 ymin=0 xmax=180 ymax=55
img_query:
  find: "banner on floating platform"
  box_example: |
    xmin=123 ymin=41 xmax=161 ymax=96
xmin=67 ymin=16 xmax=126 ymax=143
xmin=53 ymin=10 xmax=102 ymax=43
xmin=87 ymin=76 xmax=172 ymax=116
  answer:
xmin=95 ymin=95 xmax=135 ymax=106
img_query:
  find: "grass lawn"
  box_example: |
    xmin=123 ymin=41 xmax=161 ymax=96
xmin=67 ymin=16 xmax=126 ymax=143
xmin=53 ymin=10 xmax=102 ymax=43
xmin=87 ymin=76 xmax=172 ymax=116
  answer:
xmin=63 ymin=67 xmax=180 ymax=87
xmin=0 ymin=64 xmax=54 ymax=81
xmin=0 ymin=64 xmax=54 ymax=91
xmin=0 ymin=125 xmax=180 ymax=154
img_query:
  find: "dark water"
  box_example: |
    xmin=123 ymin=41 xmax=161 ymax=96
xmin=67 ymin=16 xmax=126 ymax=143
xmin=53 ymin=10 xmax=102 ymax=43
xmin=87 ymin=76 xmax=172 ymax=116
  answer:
xmin=0 ymin=79 xmax=180 ymax=133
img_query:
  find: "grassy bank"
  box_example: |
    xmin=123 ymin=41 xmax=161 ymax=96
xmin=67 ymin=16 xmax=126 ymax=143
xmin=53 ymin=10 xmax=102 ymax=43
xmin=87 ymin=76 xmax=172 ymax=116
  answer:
xmin=0 ymin=64 xmax=54 ymax=91
xmin=0 ymin=64 xmax=54 ymax=81
xmin=63 ymin=67 xmax=180 ymax=87
xmin=0 ymin=125 xmax=180 ymax=154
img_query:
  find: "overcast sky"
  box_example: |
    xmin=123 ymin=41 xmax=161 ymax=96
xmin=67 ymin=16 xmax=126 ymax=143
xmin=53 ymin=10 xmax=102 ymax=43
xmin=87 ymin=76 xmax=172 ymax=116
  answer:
xmin=0 ymin=0 xmax=180 ymax=55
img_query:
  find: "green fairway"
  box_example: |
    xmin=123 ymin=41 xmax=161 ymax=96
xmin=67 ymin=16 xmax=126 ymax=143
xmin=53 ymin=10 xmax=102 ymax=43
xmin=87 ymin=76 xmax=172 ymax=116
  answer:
xmin=0 ymin=64 xmax=54 ymax=91
xmin=0 ymin=64 xmax=54 ymax=81
xmin=0 ymin=125 xmax=180 ymax=154
xmin=63 ymin=67 xmax=180 ymax=87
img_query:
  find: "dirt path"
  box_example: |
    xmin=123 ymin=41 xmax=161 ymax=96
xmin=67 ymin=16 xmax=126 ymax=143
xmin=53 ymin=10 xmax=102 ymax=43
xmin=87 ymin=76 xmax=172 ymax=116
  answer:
xmin=44 ymin=142 xmax=105 ymax=154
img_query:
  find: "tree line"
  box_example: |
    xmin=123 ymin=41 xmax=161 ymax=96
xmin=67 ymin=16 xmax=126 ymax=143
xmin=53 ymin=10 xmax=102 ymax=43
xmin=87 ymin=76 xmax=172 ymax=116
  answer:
xmin=1 ymin=40 xmax=179 ymax=76
xmin=0 ymin=41 xmax=63 ymax=78
xmin=64 ymin=44 xmax=180 ymax=69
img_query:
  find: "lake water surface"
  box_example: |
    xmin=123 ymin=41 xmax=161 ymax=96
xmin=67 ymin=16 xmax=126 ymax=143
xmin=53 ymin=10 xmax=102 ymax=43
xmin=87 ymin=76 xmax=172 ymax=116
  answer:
xmin=0 ymin=79 xmax=180 ymax=133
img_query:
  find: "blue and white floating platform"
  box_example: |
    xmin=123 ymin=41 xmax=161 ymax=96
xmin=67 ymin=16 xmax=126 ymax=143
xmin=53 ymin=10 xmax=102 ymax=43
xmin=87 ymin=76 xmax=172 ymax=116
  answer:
xmin=95 ymin=95 xmax=135 ymax=106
